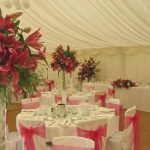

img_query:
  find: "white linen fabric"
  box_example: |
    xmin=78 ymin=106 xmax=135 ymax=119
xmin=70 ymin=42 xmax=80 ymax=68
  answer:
xmin=18 ymin=119 xmax=49 ymax=150
xmin=115 ymin=87 xmax=150 ymax=112
xmin=106 ymin=106 xmax=136 ymax=150
xmin=52 ymin=136 xmax=95 ymax=149
xmin=5 ymin=132 xmax=22 ymax=150
xmin=16 ymin=106 xmax=118 ymax=142
xmin=77 ymin=118 xmax=107 ymax=150
xmin=1 ymin=0 xmax=150 ymax=50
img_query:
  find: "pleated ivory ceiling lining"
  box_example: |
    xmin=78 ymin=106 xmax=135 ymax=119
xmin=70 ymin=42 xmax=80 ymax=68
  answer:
xmin=1 ymin=0 xmax=150 ymax=51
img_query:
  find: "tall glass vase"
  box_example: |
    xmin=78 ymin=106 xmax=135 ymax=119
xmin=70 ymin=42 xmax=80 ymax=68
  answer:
xmin=0 ymin=100 xmax=6 ymax=149
xmin=61 ymin=70 xmax=66 ymax=90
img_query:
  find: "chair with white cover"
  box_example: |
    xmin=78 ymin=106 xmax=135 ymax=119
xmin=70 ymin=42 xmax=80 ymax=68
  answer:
xmin=52 ymin=136 xmax=95 ymax=150
xmin=76 ymin=118 xmax=107 ymax=150
xmin=107 ymin=98 xmax=123 ymax=130
xmin=107 ymin=106 xmax=140 ymax=150
xmin=95 ymin=90 xmax=107 ymax=107
xmin=5 ymin=109 xmax=22 ymax=150
xmin=21 ymin=97 xmax=40 ymax=109
xmin=18 ymin=119 xmax=50 ymax=150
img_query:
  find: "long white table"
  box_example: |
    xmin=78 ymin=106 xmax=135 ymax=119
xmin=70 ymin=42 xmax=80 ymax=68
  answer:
xmin=115 ymin=86 xmax=150 ymax=112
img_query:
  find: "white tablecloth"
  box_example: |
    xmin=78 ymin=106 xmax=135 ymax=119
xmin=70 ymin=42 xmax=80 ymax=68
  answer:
xmin=16 ymin=106 xmax=118 ymax=142
xmin=115 ymin=86 xmax=150 ymax=112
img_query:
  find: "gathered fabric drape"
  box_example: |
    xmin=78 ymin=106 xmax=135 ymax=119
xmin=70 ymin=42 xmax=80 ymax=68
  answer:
xmin=1 ymin=0 xmax=150 ymax=50
xmin=1 ymin=0 xmax=150 ymax=82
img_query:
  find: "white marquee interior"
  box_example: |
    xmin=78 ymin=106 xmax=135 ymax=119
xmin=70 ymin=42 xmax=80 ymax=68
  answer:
xmin=1 ymin=0 xmax=150 ymax=83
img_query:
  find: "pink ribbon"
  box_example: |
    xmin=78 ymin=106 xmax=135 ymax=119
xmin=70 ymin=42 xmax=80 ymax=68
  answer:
xmin=22 ymin=102 xmax=40 ymax=109
xmin=108 ymin=88 xmax=115 ymax=97
xmin=53 ymin=145 xmax=94 ymax=150
xmin=108 ymin=103 xmax=123 ymax=116
xmin=67 ymin=99 xmax=88 ymax=105
xmin=55 ymin=95 xmax=62 ymax=103
xmin=125 ymin=113 xmax=140 ymax=150
xmin=77 ymin=124 xmax=107 ymax=150
xmin=108 ymin=103 xmax=123 ymax=130
xmin=45 ymin=80 xmax=54 ymax=91
xmin=95 ymin=93 xmax=107 ymax=107
xmin=19 ymin=123 xmax=46 ymax=150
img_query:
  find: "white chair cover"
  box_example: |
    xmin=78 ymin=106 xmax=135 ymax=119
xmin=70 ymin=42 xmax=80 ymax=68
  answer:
xmin=107 ymin=98 xmax=123 ymax=130
xmin=106 ymin=106 xmax=137 ymax=150
xmin=52 ymin=136 xmax=95 ymax=150
xmin=77 ymin=118 xmax=107 ymax=150
xmin=18 ymin=119 xmax=49 ymax=150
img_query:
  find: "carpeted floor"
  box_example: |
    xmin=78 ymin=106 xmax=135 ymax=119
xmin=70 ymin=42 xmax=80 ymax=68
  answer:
xmin=7 ymin=104 xmax=150 ymax=149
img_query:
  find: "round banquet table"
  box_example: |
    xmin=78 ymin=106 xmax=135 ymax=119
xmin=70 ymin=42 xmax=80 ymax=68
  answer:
xmin=16 ymin=105 xmax=118 ymax=142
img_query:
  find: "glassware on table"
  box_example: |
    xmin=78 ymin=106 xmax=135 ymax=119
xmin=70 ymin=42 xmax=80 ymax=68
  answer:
xmin=78 ymin=102 xmax=89 ymax=116
xmin=57 ymin=103 xmax=67 ymax=118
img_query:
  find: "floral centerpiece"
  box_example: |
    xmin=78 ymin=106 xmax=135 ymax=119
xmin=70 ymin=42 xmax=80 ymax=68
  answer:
xmin=112 ymin=79 xmax=136 ymax=89
xmin=0 ymin=10 xmax=46 ymax=148
xmin=51 ymin=45 xmax=78 ymax=90
xmin=77 ymin=57 xmax=100 ymax=90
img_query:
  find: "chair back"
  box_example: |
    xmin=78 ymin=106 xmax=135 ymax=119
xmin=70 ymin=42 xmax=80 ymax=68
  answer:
xmin=95 ymin=90 xmax=107 ymax=107
xmin=77 ymin=119 xmax=107 ymax=150
xmin=18 ymin=119 xmax=47 ymax=150
xmin=21 ymin=98 xmax=40 ymax=109
xmin=108 ymin=98 xmax=123 ymax=130
xmin=123 ymin=106 xmax=140 ymax=150
xmin=52 ymin=136 xmax=95 ymax=150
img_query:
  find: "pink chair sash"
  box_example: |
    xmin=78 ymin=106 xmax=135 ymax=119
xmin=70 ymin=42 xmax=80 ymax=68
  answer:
xmin=67 ymin=99 xmax=88 ymax=105
xmin=53 ymin=145 xmax=94 ymax=150
xmin=55 ymin=95 xmax=62 ymax=103
xmin=125 ymin=113 xmax=140 ymax=150
xmin=22 ymin=102 xmax=40 ymax=109
xmin=108 ymin=88 xmax=115 ymax=97
xmin=108 ymin=103 xmax=123 ymax=116
xmin=95 ymin=93 xmax=107 ymax=107
xmin=46 ymin=80 xmax=54 ymax=91
xmin=77 ymin=124 xmax=107 ymax=150
xmin=108 ymin=103 xmax=123 ymax=130
xmin=19 ymin=123 xmax=46 ymax=150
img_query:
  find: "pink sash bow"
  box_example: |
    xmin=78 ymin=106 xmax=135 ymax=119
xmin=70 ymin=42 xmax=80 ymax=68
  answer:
xmin=95 ymin=93 xmax=107 ymax=107
xmin=125 ymin=113 xmax=140 ymax=150
xmin=77 ymin=124 xmax=107 ymax=150
xmin=19 ymin=123 xmax=46 ymax=150
xmin=53 ymin=145 xmax=94 ymax=150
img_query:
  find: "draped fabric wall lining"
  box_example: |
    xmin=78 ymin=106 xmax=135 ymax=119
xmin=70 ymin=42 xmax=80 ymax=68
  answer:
xmin=2 ymin=0 xmax=150 ymax=50
xmin=37 ymin=46 xmax=150 ymax=84
xmin=1 ymin=0 xmax=150 ymax=83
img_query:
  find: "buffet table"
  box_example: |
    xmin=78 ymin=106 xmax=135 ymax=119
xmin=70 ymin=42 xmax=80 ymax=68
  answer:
xmin=115 ymin=86 xmax=150 ymax=112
